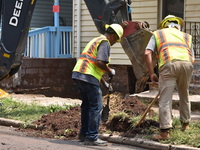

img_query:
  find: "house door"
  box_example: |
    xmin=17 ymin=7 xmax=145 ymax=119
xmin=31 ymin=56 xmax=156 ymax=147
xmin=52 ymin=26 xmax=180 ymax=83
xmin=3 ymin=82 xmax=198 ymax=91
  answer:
xmin=162 ymin=0 xmax=184 ymax=19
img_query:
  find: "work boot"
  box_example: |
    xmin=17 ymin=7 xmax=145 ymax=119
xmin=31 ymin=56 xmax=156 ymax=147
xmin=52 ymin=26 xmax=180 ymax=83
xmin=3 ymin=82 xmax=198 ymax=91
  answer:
xmin=84 ymin=138 xmax=108 ymax=146
xmin=152 ymin=130 xmax=170 ymax=141
xmin=181 ymin=123 xmax=189 ymax=131
xmin=78 ymin=133 xmax=86 ymax=142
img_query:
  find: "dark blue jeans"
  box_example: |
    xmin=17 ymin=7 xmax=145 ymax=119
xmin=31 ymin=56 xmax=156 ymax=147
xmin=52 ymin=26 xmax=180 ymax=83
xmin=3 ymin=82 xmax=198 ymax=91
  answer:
xmin=75 ymin=80 xmax=103 ymax=141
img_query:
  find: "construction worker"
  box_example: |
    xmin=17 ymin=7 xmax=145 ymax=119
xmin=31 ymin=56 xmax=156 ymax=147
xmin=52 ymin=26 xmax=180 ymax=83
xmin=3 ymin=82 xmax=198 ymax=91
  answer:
xmin=72 ymin=23 xmax=123 ymax=146
xmin=144 ymin=15 xmax=194 ymax=140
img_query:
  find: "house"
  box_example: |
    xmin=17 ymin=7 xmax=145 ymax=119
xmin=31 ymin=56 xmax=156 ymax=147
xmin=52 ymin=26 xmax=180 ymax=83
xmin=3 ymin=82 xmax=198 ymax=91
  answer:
xmin=0 ymin=0 xmax=200 ymax=98
xmin=72 ymin=0 xmax=200 ymax=95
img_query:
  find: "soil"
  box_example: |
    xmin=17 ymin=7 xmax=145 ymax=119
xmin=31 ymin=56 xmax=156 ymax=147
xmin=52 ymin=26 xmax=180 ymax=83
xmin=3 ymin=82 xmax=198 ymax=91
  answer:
xmin=18 ymin=92 xmax=159 ymax=140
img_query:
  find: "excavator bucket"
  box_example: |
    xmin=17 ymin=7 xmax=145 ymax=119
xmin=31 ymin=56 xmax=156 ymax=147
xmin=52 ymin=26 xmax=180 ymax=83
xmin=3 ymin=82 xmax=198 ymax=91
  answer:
xmin=120 ymin=21 xmax=153 ymax=93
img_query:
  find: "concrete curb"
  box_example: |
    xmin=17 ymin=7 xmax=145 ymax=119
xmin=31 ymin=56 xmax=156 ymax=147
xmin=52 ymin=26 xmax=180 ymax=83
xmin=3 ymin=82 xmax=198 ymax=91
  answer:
xmin=0 ymin=117 xmax=45 ymax=130
xmin=0 ymin=118 xmax=199 ymax=150
xmin=99 ymin=134 xmax=200 ymax=150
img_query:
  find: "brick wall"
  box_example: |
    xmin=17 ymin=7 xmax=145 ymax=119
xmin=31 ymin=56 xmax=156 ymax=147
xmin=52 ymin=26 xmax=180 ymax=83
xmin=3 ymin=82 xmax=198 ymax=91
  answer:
xmin=0 ymin=58 xmax=136 ymax=98
xmin=1 ymin=58 xmax=199 ymax=98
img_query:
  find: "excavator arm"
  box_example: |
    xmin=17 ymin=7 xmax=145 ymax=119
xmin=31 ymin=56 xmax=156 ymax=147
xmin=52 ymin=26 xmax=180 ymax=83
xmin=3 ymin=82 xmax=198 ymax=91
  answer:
xmin=84 ymin=0 xmax=153 ymax=93
xmin=0 ymin=0 xmax=37 ymax=81
xmin=84 ymin=0 xmax=131 ymax=34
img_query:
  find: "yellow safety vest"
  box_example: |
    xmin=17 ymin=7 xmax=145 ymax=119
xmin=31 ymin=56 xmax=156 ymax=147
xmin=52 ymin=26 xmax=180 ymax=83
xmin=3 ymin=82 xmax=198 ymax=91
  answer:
xmin=73 ymin=35 xmax=110 ymax=81
xmin=154 ymin=28 xmax=194 ymax=68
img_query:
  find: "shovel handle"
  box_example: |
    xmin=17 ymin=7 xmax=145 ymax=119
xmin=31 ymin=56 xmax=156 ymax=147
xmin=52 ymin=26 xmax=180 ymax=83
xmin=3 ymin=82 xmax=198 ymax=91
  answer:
xmin=106 ymin=76 xmax=112 ymax=106
xmin=135 ymin=91 xmax=160 ymax=127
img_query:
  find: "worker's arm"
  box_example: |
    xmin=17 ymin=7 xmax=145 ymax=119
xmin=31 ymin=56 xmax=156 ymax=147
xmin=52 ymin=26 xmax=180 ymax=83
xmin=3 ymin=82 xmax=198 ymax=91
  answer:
xmin=144 ymin=49 xmax=158 ymax=84
xmin=96 ymin=41 xmax=115 ymax=76
xmin=96 ymin=60 xmax=114 ymax=75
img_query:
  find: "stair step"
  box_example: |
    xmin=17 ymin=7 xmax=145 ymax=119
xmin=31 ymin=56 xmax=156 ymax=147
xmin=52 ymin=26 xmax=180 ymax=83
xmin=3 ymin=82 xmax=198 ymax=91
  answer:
xmin=189 ymin=84 xmax=200 ymax=94
xmin=131 ymin=90 xmax=200 ymax=111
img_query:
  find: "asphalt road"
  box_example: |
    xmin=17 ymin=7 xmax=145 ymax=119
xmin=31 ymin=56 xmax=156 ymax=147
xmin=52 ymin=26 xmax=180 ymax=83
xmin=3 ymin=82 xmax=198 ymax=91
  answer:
xmin=0 ymin=126 xmax=148 ymax=150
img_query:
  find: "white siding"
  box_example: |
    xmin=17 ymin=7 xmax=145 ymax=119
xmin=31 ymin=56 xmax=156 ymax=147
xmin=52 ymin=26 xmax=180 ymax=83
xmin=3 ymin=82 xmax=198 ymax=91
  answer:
xmin=73 ymin=0 xmax=99 ymax=58
xmin=185 ymin=0 xmax=200 ymax=21
xmin=131 ymin=0 xmax=158 ymax=30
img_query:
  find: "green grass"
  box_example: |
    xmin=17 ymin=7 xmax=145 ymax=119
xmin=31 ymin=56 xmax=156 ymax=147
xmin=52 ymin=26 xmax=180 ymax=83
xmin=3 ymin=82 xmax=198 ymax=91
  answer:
xmin=160 ymin=119 xmax=200 ymax=148
xmin=0 ymin=97 xmax=73 ymax=124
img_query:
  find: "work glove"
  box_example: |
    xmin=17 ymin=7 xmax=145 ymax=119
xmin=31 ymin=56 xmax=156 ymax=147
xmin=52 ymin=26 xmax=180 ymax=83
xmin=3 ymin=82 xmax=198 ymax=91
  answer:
xmin=103 ymin=81 xmax=109 ymax=89
xmin=102 ymin=80 xmax=113 ymax=92
xmin=108 ymin=68 xmax=115 ymax=77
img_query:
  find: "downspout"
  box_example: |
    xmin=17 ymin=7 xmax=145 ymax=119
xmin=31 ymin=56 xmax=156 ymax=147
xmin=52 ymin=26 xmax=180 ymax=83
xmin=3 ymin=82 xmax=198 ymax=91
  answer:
xmin=53 ymin=0 xmax=60 ymax=58
xmin=77 ymin=0 xmax=81 ymax=57
xmin=53 ymin=0 xmax=60 ymax=27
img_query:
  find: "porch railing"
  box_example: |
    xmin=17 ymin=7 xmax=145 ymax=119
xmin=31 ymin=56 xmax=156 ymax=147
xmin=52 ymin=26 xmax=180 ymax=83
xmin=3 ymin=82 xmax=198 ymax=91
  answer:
xmin=25 ymin=26 xmax=72 ymax=58
xmin=184 ymin=21 xmax=200 ymax=58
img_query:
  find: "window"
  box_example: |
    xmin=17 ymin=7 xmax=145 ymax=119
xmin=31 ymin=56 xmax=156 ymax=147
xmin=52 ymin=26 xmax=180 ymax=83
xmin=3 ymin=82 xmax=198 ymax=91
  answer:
xmin=162 ymin=0 xmax=184 ymax=19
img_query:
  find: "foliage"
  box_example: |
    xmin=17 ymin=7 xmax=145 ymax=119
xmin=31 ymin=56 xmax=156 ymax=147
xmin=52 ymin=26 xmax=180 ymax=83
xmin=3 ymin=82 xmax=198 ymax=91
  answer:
xmin=0 ymin=97 xmax=72 ymax=124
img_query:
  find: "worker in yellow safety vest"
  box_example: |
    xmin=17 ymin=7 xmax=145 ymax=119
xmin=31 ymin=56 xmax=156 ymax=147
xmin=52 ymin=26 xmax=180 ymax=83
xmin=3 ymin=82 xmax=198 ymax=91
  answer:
xmin=72 ymin=23 xmax=123 ymax=146
xmin=145 ymin=15 xmax=195 ymax=140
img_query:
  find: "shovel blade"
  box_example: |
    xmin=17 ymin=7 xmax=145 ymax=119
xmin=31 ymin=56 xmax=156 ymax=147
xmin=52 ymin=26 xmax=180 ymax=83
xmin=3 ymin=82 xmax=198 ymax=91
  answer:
xmin=101 ymin=105 xmax=110 ymax=122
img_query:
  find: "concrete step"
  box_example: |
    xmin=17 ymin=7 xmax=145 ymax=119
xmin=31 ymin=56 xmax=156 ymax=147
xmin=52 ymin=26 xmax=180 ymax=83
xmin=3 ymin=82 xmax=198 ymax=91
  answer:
xmin=151 ymin=107 xmax=200 ymax=121
xmin=189 ymin=83 xmax=200 ymax=94
xmin=131 ymin=90 xmax=200 ymax=112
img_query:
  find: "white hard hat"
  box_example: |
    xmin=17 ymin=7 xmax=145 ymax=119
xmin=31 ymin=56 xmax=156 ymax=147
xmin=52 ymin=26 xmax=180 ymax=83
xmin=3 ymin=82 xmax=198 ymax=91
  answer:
xmin=159 ymin=15 xmax=184 ymax=29
xmin=105 ymin=24 xmax=124 ymax=42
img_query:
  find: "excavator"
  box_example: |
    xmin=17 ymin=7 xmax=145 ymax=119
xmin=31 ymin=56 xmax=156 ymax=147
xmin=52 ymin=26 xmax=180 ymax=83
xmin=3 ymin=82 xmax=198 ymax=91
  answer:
xmin=84 ymin=0 xmax=154 ymax=93
xmin=0 ymin=0 xmax=37 ymax=81
xmin=0 ymin=0 xmax=37 ymax=98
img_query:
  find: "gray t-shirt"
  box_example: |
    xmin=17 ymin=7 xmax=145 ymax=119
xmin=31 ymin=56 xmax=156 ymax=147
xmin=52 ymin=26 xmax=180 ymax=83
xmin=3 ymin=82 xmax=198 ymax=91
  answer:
xmin=145 ymin=35 xmax=157 ymax=52
xmin=72 ymin=40 xmax=110 ymax=86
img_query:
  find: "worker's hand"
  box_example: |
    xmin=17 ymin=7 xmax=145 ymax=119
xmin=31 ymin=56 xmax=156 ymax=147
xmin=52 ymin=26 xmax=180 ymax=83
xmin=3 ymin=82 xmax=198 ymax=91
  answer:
xmin=108 ymin=84 xmax=113 ymax=92
xmin=150 ymin=73 xmax=158 ymax=84
xmin=102 ymin=80 xmax=113 ymax=91
xmin=108 ymin=68 xmax=115 ymax=77
xmin=102 ymin=80 xmax=109 ymax=89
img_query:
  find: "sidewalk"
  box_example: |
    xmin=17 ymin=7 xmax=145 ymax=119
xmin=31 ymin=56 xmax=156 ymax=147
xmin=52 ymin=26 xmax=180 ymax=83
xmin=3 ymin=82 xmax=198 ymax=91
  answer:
xmin=9 ymin=93 xmax=82 ymax=106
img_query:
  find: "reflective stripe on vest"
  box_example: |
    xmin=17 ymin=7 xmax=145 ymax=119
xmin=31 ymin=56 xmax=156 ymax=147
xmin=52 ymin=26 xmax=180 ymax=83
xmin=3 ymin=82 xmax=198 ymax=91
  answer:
xmin=73 ymin=35 xmax=109 ymax=81
xmin=154 ymin=28 xmax=194 ymax=68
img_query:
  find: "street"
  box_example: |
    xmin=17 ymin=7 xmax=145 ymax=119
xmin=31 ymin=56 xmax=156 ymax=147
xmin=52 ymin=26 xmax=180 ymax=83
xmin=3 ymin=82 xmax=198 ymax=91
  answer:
xmin=0 ymin=126 xmax=148 ymax=150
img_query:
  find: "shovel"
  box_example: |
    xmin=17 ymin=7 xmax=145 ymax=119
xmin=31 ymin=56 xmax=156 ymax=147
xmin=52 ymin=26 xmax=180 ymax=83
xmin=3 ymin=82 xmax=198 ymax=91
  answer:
xmin=135 ymin=90 xmax=160 ymax=127
xmin=101 ymin=76 xmax=113 ymax=122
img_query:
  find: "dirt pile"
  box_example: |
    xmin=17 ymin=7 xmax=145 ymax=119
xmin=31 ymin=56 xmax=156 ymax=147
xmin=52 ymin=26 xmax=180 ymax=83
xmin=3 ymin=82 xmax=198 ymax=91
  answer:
xmin=19 ymin=93 xmax=159 ymax=140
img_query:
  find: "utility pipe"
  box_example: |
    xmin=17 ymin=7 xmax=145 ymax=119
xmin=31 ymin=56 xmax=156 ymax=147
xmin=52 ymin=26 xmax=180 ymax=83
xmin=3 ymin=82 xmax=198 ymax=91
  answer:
xmin=53 ymin=0 xmax=60 ymax=27
xmin=53 ymin=0 xmax=60 ymax=57
xmin=77 ymin=0 xmax=81 ymax=57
